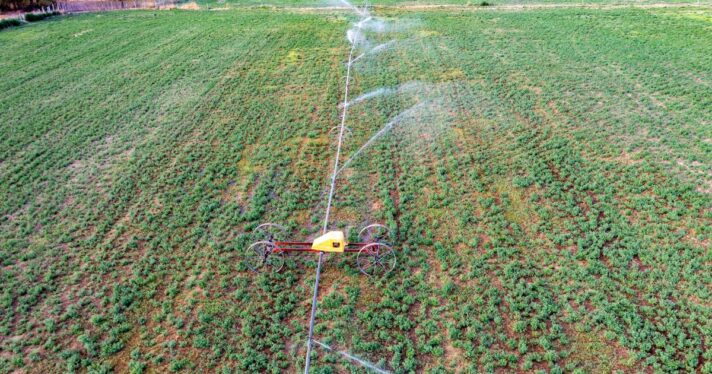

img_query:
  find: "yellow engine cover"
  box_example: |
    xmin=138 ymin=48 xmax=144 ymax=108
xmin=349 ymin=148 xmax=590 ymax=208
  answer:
xmin=311 ymin=231 xmax=345 ymax=253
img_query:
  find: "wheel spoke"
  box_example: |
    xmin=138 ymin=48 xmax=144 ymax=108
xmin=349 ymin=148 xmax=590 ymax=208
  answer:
xmin=246 ymin=241 xmax=283 ymax=273
xmin=361 ymin=261 xmax=374 ymax=272
xmin=357 ymin=243 xmax=395 ymax=277
xmin=358 ymin=223 xmax=391 ymax=244
xmin=255 ymin=223 xmax=286 ymax=242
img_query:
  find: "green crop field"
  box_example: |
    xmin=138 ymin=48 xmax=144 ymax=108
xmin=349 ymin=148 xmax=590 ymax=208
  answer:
xmin=195 ymin=0 xmax=708 ymax=8
xmin=1 ymin=3 xmax=710 ymax=374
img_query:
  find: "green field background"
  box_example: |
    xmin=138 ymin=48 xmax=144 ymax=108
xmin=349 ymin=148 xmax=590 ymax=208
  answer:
xmin=199 ymin=0 xmax=710 ymax=7
xmin=1 ymin=5 xmax=710 ymax=373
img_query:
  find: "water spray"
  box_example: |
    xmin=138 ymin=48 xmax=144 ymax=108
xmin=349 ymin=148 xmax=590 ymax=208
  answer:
xmin=338 ymin=100 xmax=431 ymax=174
xmin=351 ymin=39 xmax=397 ymax=63
xmin=343 ymin=81 xmax=425 ymax=108
xmin=313 ymin=340 xmax=391 ymax=374
xmin=339 ymin=0 xmax=368 ymax=17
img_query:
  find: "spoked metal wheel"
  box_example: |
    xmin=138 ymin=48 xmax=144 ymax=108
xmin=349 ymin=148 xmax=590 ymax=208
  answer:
xmin=255 ymin=223 xmax=287 ymax=242
xmin=245 ymin=241 xmax=285 ymax=273
xmin=358 ymin=223 xmax=392 ymax=244
xmin=357 ymin=242 xmax=396 ymax=277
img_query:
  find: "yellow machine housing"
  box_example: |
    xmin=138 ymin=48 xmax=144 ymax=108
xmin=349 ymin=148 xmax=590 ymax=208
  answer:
xmin=311 ymin=231 xmax=345 ymax=253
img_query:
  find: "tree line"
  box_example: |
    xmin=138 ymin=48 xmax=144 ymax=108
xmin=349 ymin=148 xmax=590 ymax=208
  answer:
xmin=0 ymin=0 xmax=55 ymax=11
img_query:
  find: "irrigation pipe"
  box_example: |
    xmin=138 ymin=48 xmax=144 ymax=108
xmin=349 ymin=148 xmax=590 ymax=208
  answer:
xmin=304 ymin=20 xmax=359 ymax=373
xmin=322 ymin=39 xmax=357 ymax=234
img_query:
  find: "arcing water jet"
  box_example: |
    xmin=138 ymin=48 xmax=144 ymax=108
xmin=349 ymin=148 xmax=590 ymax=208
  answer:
xmin=343 ymin=81 xmax=426 ymax=108
xmin=337 ymin=101 xmax=432 ymax=174
xmin=352 ymin=39 xmax=396 ymax=63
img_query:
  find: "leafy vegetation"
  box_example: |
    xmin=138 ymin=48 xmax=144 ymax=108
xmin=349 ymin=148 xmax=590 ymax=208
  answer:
xmin=195 ymin=0 xmax=705 ymax=8
xmin=24 ymin=10 xmax=60 ymax=22
xmin=0 ymin=17 xmax=22 ymax=29
xmin=0 ymin=4 xmax=710 ymax=373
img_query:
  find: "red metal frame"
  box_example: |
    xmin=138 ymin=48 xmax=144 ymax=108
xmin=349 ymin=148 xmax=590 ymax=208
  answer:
xmin=273 ymin=241 xmax=378 ymax=254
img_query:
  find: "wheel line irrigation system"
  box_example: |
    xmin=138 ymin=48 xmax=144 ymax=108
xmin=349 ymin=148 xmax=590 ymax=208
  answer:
xmin=303 ymin=2 xmax=393 ymax=373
